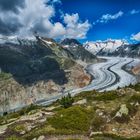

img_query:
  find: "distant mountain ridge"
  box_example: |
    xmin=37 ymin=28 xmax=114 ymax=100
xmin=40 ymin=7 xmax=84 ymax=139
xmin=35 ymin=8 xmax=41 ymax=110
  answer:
xmin=84 ymin=39 xmax=128 ymax=55
xmin=110 ymin=42 xmax=140 ymax=57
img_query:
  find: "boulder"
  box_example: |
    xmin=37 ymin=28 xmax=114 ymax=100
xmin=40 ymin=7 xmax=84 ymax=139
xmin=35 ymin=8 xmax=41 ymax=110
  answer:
xmin=115 ymin=104 xmax=129 ymax=118
xmin=38 ymin=135 xmax=45 ymax=140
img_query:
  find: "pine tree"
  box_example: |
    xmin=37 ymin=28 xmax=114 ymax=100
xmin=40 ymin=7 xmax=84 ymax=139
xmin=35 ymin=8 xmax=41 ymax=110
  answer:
xmin=59 ymin=93 xmax=74 ymax=108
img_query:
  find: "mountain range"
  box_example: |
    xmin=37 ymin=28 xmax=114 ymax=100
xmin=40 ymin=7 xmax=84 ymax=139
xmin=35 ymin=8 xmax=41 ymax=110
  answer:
xmin=0 ymin=35 xmax=140 ymax=113
xmin=84 ymin=39 xmax=140 ymax=57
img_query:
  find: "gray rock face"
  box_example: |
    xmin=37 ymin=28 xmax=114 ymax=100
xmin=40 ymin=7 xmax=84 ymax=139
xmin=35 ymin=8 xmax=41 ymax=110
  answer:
xmin=111 ymin=43 xmax=140 ymax=57
xmin=37 ymin=135 xmax=45 ymax=140
xmin=61 ymin=38 xmax=97 ymax=63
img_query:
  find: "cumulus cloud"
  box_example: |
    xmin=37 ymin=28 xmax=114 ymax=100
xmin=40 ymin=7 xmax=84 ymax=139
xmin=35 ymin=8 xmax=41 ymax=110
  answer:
xmin=0 ymin=0 xmax=91 ymax=39
xmin=0 ymin=0 xmax=25 ymax=35
xmin=131 ymin=32 xmax=140 ymax=41
xmin=17 ymin=0 xmax=55 ymax=38
xmin=63 ymin=13 xmax=91 ymax=39
xmin=94 ymin=11 xmax=123 ymax=25
xmin=0 ymin=14 xmax=22 ymax=35
xmin=130 ymin=9 xmax=140 ymax=15
xmin=0 ymin=9 xmax=22 ymax=35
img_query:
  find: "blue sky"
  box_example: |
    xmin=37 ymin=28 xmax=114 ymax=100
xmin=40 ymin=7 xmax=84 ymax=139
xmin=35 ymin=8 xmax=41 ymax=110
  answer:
xmin=0 ymin=0 xmax=140 ymax=43
xmin=58 ymin=0 xmax=140 ymax=42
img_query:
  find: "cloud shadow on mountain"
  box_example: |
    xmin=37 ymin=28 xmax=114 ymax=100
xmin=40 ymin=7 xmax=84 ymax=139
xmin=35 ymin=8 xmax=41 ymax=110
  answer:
xmin=0 ymin=42 xmax=68 ymax=86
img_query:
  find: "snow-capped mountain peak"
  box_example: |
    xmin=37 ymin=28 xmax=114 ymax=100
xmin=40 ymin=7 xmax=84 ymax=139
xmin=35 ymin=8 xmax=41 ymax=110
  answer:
xmin=84 ymin=39 xmax=128 ymax=55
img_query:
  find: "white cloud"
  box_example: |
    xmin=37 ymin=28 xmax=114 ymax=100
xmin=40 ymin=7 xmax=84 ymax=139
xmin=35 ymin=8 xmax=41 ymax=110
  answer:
xmin=16 ymin=0 xmax=55 ymax=37
xmin=49 ymin=22 xmax=66 ymax=38
xmin=0 ymin=7 xmax=22 ymax=35
xmin=0 ymin=0 xmax=91 ymax=39
xmin=131 ymin=32 xmax=140 ymax=41
xmin=94 ymin=11 xmax=123 ymax=25
xmin=130 ymin=9 xmax=140 ymax=15
xmin=63 ymin=13 xmax=91 ymax=39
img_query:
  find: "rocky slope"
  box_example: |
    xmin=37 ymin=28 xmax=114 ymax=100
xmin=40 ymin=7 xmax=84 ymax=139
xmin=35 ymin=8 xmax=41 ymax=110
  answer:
xmin=0 ymin=84 xmax=140 ymax=140
xmin=110 ymin=43 xmax=140 ymax=57
xmin=0 ymin=36 xmax=97 ymax=114
xmin=61 ymin=38 xmax=97 ymax=63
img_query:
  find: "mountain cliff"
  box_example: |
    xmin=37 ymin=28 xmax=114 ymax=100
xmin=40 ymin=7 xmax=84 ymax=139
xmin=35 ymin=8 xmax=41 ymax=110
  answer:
xmin=0 ymin=36 xmax=97 ymax=114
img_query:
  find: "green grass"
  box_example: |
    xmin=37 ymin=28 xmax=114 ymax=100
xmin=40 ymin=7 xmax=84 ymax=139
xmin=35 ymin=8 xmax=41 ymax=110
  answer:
xmin=91 ymin=133 xmax=140 ymax=140
xmin=91 ymin=134 xmax=125 ymax=140
xmin=47 ymin=106 xmax=93 ymax=133
xmin=0 ymin=112 xmax=20 ymax=125
xmin=92 ymin=91 xmax=120 ymax=101
xmin=128 ymin=94 xmax=140 ymax=104
xmin=91 ymin=115 xmax=106 ymax=131
xmin=6 ymin=135 xmax=24 ymax=140
xmin=9 ymin=123 xmax=26 ymax=133
xmin=23 ymin=106 xmax=94 ymax=140
xmin=75 ymin=90 xmax=120 ymax=102
xmin=0 ymin=72 xmax=12 ymax=80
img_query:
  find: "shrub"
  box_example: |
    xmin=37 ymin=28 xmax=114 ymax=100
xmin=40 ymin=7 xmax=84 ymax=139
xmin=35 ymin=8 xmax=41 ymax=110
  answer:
xmin=129 ymin=83 xmax=140 ymax=92
xmin=126 ymin=103 xmax=137 ymax=117
xmin=3 ymin=112 xmax=8 ymax=116
xmin=92 ymin=115 xmax=106 ymax=131
xmin=128 ymin=94 xmax=140 ymax=104
xmin=59 ymin=93 xmax=74 ymax=108
xmin=18 ymin=104 xmax=40 ymax=115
